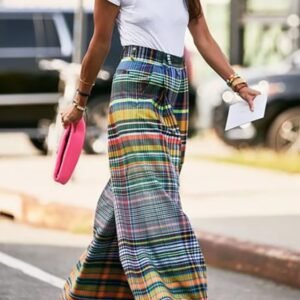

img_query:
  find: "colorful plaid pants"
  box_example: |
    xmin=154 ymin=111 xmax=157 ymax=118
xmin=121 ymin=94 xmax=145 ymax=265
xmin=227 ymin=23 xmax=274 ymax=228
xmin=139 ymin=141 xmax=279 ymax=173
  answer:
xmin=61 ymin=45 xmax=208 ymax=300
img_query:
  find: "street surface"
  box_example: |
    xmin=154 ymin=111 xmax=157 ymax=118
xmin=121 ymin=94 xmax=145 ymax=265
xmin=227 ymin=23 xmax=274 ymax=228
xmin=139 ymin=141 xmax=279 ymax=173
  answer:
xmin=1 ymin=133 xmax=300 ymax=252
xmin=1 ymin=134 xmax=300 ymax=299
xmin=0 ymin=218 xmax=300 ymax=300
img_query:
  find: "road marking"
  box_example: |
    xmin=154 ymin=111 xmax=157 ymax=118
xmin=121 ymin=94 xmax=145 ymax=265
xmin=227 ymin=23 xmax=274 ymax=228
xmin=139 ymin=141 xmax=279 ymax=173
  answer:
xmin=0 ymin=251 xmax=65 ymax=289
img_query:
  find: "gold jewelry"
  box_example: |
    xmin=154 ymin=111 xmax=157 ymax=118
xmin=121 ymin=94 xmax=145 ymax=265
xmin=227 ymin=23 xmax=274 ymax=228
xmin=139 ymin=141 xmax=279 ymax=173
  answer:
xmin=79 ymin=78 xmax=95 ymax=87
xmin=231 ymin=77 xmax=247 ymax=89
xmin=226 ymin=73 xmax=240 ymax=87
xmin=72 ymin=99 xmax=87 ymax=112
xmin=235 ymin=82 xmax=248 ymax=93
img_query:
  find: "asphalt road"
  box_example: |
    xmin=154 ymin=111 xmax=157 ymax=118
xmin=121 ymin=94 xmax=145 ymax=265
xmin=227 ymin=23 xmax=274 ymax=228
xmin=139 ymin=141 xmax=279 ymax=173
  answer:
xmin=0 ymin=218 xmax=299 ymax=300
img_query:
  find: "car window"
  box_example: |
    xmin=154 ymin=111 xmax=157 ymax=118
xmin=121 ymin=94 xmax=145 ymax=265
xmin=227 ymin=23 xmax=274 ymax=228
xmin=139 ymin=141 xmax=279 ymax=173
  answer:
xmin=35 ymin=18 xmax=60 ymax=48
xmin=0 ymin=19 xmax=36 ymax=48
xmin=44 ymin=19 xmax=60 ymax=47
xmin=63 ymin=11 xmax=122 ymax=72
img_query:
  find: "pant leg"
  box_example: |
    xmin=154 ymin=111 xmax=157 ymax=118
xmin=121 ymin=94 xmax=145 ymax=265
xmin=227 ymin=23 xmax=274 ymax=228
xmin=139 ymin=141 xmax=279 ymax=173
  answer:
xmin=60 ymin=179 xmax=134 ymax=300
xmin=108 ymin=59 xmax=208 ymax=300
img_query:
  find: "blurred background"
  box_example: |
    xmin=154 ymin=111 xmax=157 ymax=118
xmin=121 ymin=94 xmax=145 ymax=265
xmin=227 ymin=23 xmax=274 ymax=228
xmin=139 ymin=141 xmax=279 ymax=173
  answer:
xmin=0 ymin=1 xmax=300 ymax=299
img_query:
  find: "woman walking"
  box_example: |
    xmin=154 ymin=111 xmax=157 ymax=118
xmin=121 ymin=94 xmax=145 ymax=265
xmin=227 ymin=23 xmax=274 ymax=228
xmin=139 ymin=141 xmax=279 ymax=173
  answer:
xmin=60 ymin=0 xmax=260 ymax=299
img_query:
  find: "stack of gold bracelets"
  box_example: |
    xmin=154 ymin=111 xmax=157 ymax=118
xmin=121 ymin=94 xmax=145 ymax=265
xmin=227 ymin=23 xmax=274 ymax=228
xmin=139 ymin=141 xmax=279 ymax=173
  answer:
xmin=226 ymin=73 xmax=248 ymax=93
xmin=72 ymin=78 xmax=96 ymax=113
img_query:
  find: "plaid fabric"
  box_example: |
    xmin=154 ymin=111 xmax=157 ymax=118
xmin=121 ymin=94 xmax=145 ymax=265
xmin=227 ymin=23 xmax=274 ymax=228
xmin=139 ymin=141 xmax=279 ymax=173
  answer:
xmin=61 ymin=45 xmax=208 ymax=300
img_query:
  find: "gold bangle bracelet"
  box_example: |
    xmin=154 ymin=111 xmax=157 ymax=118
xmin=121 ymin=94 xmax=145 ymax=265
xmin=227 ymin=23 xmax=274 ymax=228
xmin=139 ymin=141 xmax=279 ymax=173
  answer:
xmin=79 ymin=78 xmax=95 ymax=87
xmin=231 ymin=77 xmax=247 ymax=88
xmin=226 ymin=73 xmax=240 ymax=86
xmin=72 ymin=100 xmax=87 ymax=112
xmin=234 ymin=82 xmax=248 ymax=93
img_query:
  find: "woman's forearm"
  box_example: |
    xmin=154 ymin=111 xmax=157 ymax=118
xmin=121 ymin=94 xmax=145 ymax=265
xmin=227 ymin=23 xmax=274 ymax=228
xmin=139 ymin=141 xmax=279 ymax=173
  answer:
xmin=73 ymin=0 xmax=119 ymax=107
xmin=60 ymin=0 xmax=120 ymax=128
xmin=76 ymin=38 xmax=111 ymax=105
xmin=194 ymin=35 xmax=235 ymax=81
xmin=188 ymin=12 xmax=236 ymax=82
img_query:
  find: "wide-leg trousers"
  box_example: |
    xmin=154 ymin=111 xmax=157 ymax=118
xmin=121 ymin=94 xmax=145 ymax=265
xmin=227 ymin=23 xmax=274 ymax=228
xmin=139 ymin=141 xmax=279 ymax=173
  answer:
xmin=61 ymin=45 xmax=208 ymax=300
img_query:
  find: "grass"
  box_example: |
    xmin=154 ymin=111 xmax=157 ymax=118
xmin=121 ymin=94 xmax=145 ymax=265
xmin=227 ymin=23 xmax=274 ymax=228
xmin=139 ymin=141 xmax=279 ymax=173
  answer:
xmin=70 ymin=223 xmax=93 ymax=235
xmin=191 ymin=149 xmax=300 ymax=174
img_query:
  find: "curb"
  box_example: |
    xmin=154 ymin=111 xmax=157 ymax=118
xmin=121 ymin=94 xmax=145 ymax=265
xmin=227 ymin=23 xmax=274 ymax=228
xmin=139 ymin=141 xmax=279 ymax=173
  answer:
xmin=1 ymin=189 xmax=300 ymax=288
xmin=196 ymin=230 xmax=300 ymax=289
xmin=0 ymin=189 xmax=94 ymax=234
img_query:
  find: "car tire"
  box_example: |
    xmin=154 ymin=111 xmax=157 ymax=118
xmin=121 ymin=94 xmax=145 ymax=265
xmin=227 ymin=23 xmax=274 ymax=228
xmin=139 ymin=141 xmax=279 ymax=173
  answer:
xmin=29 ymin=137 xmax=48 ymax=154
xmin=84 ymin=96 xmax=110 ymax=155
xmin=266 ymin=107 xmax=300 ymax=153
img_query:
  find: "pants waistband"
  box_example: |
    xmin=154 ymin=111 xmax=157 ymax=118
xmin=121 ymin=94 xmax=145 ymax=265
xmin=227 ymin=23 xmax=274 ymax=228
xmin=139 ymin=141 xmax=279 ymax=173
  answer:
xmin=122 ymin=45 xmax=185 ymax=67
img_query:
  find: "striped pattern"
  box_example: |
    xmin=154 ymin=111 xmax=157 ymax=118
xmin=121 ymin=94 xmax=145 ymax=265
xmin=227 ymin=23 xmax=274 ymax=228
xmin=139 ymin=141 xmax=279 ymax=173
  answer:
xmin=61 ymin=45 xmax=208 ymax=300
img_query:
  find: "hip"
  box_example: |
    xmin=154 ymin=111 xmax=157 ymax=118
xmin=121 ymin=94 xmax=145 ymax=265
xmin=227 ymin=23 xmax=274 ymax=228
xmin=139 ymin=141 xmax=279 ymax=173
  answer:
xmin=111 ymin=45 xmax=189 ymax=100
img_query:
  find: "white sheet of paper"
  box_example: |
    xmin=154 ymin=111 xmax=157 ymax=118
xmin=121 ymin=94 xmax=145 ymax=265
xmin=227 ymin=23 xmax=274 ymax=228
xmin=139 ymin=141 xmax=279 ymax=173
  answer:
xmin=225 ymin=92 xmax=268 ymax=131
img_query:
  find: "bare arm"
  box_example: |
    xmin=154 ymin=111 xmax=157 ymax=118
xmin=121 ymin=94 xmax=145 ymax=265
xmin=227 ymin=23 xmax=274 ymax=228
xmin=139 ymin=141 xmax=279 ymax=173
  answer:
xmin=188 ymin=11 xmax=234 ymax=81
xmin=61 ymin=0 xmax=119 ymax=127
xmin=188 ymin=7 xmax=260 ymax=110
xmin=77 ymin=0 xmax=120 ymax=105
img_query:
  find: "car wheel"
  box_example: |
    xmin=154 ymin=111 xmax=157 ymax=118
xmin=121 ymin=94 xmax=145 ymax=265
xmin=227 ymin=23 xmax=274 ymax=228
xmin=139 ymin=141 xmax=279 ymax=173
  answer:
xmin=266 ymin=107 xmax=300 ymax=153
xmin=29 ymin=137 xmax=47 ymax=154
xmin=84 ymin=96 xmax=110 ymax=155
xmin=29 ymin=119 xmax=51 ymax=154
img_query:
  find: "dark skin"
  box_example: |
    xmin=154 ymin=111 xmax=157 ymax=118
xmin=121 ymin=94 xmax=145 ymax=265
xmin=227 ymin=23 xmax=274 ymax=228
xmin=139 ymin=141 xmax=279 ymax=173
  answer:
xmin=61 ymin=0 xmax=119 ymax=128
xmin=188 ymin=9 xmax=260 ymax=110
xmin=61 ymin=0 xmax=260 ymax=128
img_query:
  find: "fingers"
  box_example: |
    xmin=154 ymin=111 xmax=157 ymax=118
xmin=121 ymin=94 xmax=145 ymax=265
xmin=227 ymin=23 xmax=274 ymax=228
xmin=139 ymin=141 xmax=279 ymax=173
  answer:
xmin=60 ymin=112 xmax=71 ymax=128
xmin=60 ymin=110 xmax=82 ymax=129
xmin=240 ymin=87 xmax=261 ymax=111
xmin=251 ymin=89 xmax=261 ymax=96
xmin=248 ymin=89 xmax=262 ymax=111
xmin=248 ymin=97 xmax=254 ymax=112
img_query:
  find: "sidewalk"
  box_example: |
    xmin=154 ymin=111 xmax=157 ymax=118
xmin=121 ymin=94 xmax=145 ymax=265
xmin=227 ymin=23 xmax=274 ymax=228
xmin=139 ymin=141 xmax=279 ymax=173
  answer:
xmin=184 ymin=137 xmax=300 ymax=247
xmin=1 ymin=135 xmax=300 ymax=288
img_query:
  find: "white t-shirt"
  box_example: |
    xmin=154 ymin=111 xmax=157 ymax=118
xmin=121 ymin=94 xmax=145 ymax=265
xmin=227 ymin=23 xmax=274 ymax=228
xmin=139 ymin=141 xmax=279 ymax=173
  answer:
xmin=106 ymin=0 xmax=189 ymax=57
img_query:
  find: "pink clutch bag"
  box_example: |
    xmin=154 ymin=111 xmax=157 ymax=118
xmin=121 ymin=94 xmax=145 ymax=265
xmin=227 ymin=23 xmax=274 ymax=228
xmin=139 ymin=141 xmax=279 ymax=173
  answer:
xmin=53 ymin=118 xmax=86 ymax=184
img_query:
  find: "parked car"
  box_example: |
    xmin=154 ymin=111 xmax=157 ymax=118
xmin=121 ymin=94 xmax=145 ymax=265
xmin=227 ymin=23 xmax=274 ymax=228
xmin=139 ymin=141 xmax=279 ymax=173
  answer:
xmin=212 ymin=50 xmax=300 ymax=153
xmin=0 ymin=7 xmax=121 ymax=153
xmin=0 ymin=7 xmax=198 ymax=154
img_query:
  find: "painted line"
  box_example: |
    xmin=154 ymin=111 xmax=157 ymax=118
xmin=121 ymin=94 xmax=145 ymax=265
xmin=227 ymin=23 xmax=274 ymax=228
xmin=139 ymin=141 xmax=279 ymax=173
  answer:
xmin=0 ymin=251 xmax=65 ymax=289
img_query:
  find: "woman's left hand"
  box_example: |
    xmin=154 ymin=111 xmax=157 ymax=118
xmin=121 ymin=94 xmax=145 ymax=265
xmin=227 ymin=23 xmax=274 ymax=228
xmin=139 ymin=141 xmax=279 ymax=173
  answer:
xmin=237 ymin=86 xmax=261 ymax=112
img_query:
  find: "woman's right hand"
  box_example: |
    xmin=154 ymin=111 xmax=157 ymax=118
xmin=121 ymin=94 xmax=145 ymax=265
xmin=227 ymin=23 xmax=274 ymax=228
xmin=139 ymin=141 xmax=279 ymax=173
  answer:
xmin=60 ymin=104 xmax=84 ymax=129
